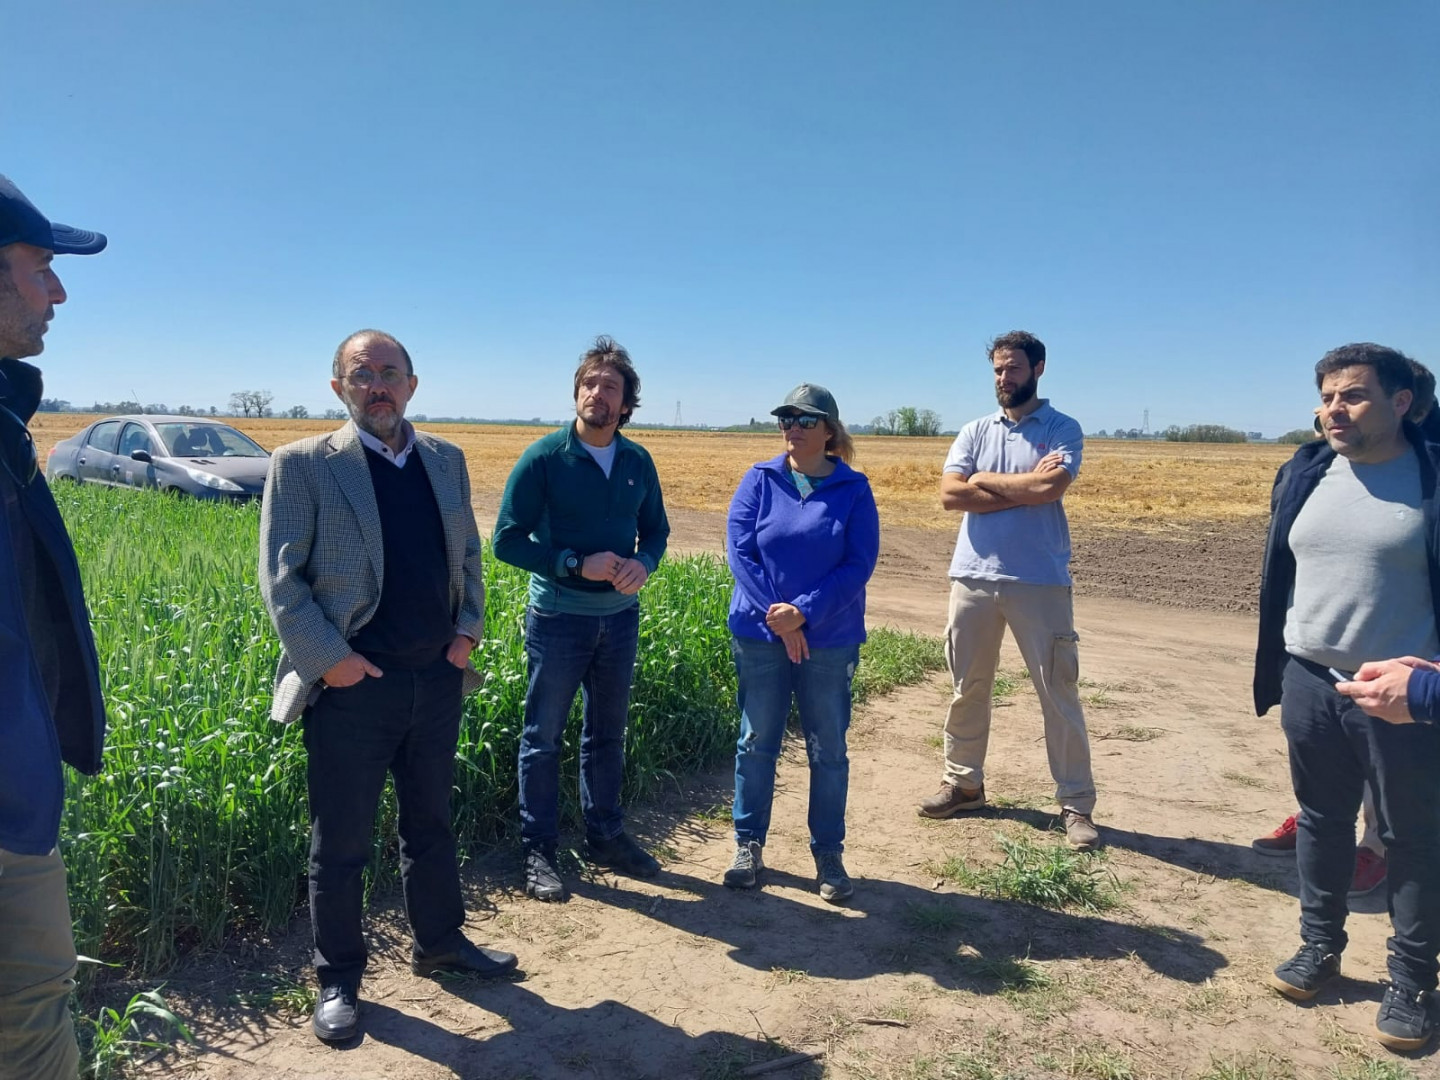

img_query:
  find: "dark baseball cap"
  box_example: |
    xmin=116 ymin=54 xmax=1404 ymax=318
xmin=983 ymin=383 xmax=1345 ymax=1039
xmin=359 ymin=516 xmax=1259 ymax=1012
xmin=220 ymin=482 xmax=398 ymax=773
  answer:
xmin=771 ymin=383 xmax=840 ymax=426
xmin=0 ymin=175 xmax=107 ymax=255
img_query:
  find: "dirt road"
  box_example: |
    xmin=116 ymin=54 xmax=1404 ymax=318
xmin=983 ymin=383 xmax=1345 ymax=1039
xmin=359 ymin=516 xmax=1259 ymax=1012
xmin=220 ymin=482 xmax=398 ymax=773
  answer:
xmin=140 ymin=513 xmax=1423 ymax=1080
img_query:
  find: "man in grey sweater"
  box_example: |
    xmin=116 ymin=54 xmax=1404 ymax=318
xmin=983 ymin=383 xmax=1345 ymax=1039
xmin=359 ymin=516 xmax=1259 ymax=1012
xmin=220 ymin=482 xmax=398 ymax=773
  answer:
xmin=1253 ymin=343 xmax=1440 ymax=1053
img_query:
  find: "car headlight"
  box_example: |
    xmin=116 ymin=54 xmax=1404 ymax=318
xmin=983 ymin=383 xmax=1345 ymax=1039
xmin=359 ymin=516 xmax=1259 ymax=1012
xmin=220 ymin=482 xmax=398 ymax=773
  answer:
xmin=182 ymin=467 xmax=244 ymax=492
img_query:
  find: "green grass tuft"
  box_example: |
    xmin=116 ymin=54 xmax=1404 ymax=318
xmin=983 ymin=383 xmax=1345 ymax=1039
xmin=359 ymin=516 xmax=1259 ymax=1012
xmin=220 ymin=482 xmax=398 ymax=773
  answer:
xmin=929 ymin=833 xmax=1121 ymax=912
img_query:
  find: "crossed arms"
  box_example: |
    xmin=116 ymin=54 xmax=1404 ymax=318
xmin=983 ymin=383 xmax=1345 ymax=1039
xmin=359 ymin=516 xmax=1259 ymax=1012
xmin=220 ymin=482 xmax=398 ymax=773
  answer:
xmin=939 ymin=450 xmax=1074 ymax=514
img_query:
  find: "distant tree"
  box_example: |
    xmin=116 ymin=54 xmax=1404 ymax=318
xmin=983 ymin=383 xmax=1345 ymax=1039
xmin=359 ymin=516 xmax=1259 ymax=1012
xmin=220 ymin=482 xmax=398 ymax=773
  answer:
xmin=915 ymin=408 xmax=943 ymax=436
xmin=208 ymin=405 xmax=218 ymax=416
xmin=229 ymin=390 xmax=275 ymax=418
xmin=1276 ymin=427 xmax=1321 ymax=445
xmin=870 ymin=406 xmax=940 ymax=437
xmin=142 ymin=403 xmax=170 ymax=415
xmin=1164 ymin=423 xmax=1246 ymax=443
xmin=284 ymin=404 xmax=309 ymax=419
xmin=870 ymin=413 xmax=894 ymax=436
xmin=322 ymin=408 xmax=346 ymax=420
xmin=1093 ymin=429 xmax=1109 ymax=438
xmin=175 ymin=405 xmax=198 ymax=416
xmin=37 ymin=398 xmax=69 ymax=412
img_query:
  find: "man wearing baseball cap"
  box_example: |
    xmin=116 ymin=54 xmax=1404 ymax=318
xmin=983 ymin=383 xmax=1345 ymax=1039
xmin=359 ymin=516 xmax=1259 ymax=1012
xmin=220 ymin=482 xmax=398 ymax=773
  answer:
xmin=0 ymin=174 xmax=108 ymax=1078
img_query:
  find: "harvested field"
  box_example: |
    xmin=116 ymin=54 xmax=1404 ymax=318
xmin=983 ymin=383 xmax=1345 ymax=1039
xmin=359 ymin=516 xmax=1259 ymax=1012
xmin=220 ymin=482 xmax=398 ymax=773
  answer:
xmin=31 ymin=414 xmax=1293 ymax=532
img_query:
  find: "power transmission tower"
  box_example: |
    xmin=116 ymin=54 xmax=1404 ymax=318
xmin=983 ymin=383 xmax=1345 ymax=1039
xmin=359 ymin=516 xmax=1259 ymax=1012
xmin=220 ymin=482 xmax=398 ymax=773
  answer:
xmin=673 ymin=400 xmax=683 ymax=427
xmin=1143 ymin=409 xmax=1150 ymax=435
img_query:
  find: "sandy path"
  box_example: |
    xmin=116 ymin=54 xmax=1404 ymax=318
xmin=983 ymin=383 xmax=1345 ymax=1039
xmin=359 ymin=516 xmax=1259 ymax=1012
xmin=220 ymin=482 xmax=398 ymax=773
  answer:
xmin=140 ymin=509 xmax=1423 ymax=1079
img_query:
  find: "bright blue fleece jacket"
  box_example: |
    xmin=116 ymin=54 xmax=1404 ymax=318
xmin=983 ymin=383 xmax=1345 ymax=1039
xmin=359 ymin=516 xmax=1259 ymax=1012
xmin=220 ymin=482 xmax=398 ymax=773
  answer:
xmin=1407 ymin=666 xmax=1440 ymax=724
xmin=726 ymin=453 xmax=880 ymax=649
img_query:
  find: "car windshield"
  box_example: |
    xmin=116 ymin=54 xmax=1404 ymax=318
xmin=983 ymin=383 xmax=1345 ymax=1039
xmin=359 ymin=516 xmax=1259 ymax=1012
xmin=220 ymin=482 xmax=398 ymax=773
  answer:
xmin=155 ymin=424 xmax=268 ymax=458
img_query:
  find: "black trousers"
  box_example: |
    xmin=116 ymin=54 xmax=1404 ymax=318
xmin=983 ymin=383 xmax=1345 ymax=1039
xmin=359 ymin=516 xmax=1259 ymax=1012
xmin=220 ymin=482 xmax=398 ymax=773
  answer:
xmin=1281 ymin=655 xmax=1440 ymax=991
xmin=303 ymin=654 xmax=467 ymax=987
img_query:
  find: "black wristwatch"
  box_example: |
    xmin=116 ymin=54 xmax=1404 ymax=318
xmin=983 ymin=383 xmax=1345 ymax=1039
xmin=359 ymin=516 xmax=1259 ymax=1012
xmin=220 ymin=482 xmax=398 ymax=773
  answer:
xmin=564 ymin=552 xmax=582 ymax=578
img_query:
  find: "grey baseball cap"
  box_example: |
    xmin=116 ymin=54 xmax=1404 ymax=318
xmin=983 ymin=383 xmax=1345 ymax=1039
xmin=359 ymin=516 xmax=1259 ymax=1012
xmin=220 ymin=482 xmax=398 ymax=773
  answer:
xmin=771 ymin=383 xmax=840 ymax=426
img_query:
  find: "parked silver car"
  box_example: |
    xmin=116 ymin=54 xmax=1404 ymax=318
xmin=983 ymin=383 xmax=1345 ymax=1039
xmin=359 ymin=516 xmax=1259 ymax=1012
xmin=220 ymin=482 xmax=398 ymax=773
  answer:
xmin=45 ymin=415 xmax=270 ymax=501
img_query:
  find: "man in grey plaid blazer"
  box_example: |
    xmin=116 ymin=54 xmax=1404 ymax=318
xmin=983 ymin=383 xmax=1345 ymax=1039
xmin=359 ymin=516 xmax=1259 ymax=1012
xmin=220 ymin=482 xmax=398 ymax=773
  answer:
xmin=260 ymin=329 xmax=517 ymax=1045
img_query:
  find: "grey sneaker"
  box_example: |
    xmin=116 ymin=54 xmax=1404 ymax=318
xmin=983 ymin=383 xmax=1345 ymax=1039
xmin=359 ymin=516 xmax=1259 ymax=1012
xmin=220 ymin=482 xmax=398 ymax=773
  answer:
xmin=815 ymin=851 xmax=853 ymax=903
xmin=723 ymin=841 xmax=764 ymax=889
xmin=1374 ymin=983 xmax=1434 ymax=1051
xmin=1268 ymin=943 xmax=1341 ymax=1001
xmin=1061 ymin=809 xmax=1100 ymax=851
xmin=917 ymin=781 xmax=985 ymax=819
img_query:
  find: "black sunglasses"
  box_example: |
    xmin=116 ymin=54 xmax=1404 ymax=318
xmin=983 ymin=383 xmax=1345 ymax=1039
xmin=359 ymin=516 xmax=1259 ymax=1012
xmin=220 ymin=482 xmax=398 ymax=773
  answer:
xmin=777 ymin=415 xmax=821 ymax=430
xmin=0 ymin=403 xmax=38 ymax=490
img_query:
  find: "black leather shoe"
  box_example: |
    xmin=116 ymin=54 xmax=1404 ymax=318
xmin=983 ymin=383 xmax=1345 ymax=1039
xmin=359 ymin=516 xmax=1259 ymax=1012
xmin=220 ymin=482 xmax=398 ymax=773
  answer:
xmin=411 ymin=939 xmax=519 ymax=979
xmin=312 ymin=983 xmax=360 ymax=1043
xmin=524 ymin=846 xmax=568 ymax=902
xmin=585 ymin=831 xmax=661 ymax=878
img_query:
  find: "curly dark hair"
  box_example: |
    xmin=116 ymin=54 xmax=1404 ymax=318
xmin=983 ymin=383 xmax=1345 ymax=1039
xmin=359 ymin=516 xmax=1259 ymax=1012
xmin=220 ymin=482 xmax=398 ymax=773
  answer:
xmin=987 ymin=330 xmax=1046 ymax=369
xmin=1314 ymin=343 xmax=1415 ymax=398
xmin=573 ymin=335 xmax=641 ymax=428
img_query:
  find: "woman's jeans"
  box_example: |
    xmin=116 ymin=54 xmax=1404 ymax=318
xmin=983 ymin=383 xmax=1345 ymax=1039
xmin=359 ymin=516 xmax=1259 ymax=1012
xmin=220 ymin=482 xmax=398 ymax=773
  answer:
xmin=731 ymin=636 xmax=859 ymax=856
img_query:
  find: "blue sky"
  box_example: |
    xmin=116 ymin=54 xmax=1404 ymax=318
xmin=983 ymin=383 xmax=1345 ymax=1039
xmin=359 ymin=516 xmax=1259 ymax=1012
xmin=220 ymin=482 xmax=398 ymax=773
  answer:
xmin=4 ymin=2 xmax=1436 ymax=435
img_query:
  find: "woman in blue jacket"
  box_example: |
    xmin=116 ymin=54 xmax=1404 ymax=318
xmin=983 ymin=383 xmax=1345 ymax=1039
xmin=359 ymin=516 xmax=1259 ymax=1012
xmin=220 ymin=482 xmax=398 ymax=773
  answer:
xmin=722 ymin=383 xmax=880 ymax=902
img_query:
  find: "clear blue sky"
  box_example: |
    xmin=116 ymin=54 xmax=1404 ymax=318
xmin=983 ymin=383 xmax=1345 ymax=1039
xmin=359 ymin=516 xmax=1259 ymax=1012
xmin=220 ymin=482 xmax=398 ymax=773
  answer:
xmin=5 ymin=2 xmax=1436 ymax=435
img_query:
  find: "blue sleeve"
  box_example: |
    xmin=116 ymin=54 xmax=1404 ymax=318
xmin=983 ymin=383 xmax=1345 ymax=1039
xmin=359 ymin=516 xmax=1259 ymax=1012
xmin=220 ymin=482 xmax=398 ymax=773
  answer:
xmin=726 ymin=468 xmax=783 ymax=611
xmin=1053 ymin=416 xmax=1084 ymax=478
xmin=1406 ymin=665 xmax=1440 ymax=725
xmin=790 ymin=480 xmax=881 ymax=628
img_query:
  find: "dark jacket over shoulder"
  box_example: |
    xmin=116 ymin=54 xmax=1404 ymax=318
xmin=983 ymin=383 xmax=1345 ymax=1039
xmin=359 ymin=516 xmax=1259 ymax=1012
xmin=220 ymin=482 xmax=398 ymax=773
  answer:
xmin=1253 ymin=423 xmax=1440 ymax=716
xmin=0 ymin=358 xmax=106 ymax=854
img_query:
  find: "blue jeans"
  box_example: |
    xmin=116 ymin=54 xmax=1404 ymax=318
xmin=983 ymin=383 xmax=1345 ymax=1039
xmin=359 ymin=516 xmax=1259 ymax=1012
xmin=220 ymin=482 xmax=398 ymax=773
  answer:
xmin=1280 ymin=656 xmax=1440 ymax=991
xmin=518 ymin=604 xmax=640 ymax=849
xmin=731 ymin=636 xmax=859 ymax=856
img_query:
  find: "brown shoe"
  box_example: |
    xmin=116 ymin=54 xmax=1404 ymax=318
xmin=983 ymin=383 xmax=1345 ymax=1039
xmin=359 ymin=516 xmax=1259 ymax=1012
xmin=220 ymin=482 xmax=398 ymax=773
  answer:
xmin=917 ymin=781 xmax=985 ymax=818
xmin=1061 ymin=809 xmax=1100 ymax=850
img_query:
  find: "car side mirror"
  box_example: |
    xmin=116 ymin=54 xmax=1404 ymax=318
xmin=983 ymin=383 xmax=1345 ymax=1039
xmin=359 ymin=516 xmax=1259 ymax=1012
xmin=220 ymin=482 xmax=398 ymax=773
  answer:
xmin=130 ymin=449 xmax=153 ymax=463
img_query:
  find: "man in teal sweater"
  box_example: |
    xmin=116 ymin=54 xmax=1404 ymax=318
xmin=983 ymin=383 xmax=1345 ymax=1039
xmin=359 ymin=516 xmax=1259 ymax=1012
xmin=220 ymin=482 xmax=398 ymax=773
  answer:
xmin=494 ymin=336 xmax=670 ymax=901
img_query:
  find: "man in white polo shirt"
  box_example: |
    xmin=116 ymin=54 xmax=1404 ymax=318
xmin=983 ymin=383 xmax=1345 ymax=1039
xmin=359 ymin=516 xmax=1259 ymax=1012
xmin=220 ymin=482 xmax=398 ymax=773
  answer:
xmin=917 ymin=331 xmax=1098 ymax=850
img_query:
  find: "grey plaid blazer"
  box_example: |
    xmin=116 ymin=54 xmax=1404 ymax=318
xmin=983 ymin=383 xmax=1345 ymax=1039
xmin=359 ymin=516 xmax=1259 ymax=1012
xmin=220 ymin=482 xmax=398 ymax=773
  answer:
xmin=259 ymin=422 xmax=484 ymax=724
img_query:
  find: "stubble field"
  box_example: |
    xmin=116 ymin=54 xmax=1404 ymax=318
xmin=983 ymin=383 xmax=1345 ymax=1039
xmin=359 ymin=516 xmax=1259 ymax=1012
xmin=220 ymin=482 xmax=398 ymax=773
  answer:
xmin=37 ymin=414 xmax=1419 ymax=1080
xmin=30 ymin=414 xmax=1291 ymax=532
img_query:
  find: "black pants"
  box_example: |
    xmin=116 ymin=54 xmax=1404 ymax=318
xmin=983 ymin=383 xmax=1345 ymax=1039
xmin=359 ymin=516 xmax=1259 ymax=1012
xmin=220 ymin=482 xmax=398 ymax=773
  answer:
xmin=1281 ymin=655 xmax=1440 ymax=991
xmin=303 ymin=655 xmax=466 ymax=987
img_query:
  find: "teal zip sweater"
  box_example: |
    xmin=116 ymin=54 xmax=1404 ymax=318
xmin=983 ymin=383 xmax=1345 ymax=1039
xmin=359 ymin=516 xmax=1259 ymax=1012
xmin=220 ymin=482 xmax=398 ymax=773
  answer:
xmin=493 ymin=422 xmax=670 ymax=614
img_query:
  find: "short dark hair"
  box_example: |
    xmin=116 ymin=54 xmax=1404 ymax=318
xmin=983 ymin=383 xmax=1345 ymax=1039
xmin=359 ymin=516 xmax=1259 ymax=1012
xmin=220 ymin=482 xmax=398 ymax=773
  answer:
xmin=573 ymin=335 xmax=641 ymax=428
xmin=333 ymin=329 xmax=413 ymax=379
xmin=988 ymin=330 xmax=1046 ymax=369
xmin=1314 ymin=343 xmax=1415 ymax=398
xmin=1408 ymin=359 xmax=1436 ymax=423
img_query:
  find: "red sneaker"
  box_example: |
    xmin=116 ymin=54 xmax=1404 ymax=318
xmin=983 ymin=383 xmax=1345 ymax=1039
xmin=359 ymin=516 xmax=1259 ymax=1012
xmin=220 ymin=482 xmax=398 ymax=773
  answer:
xmin=1252 ymin=814 xmax=1298 ymax=856
xmin=1349 ymin=847 xmax=1387 ymax=897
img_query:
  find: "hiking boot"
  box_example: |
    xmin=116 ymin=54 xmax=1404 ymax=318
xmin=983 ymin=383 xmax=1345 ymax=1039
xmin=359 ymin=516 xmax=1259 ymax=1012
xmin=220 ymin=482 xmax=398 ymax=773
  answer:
xmin=917 ymin=780 xmax=985 ymax=819
xmin=1374 ymin=983 xmax=1435 ymax=1051
xmin=723 ymin=841 xmax=764 ymax=890
xmin=1268 ymin=943 xmax=1341 ymax=1001
xmin=1349 ymin=847 xmax=1388 ymax=897
xmin=1252 ymin=814 xmax=1298 ymax=856
xmin=524 ymin=846 xmax=568 ymax=902
xmin=586 ymin=831 xmax=661 ymax=879
xmin=814 ymin=851 xmax=853 ymax=904
xmin=1061 ymin=808 xmax=1100 ymax=851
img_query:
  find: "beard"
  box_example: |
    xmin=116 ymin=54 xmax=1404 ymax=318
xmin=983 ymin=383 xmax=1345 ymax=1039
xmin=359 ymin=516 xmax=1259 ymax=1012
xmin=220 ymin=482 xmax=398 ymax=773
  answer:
xmin=0 ymin=277 xmax=48 ymax=360
xmin=996 ymin=372 xmax=1038 ymax=409
xmin=579 ymin=400 xmax=616 ymax=429
xmin=346 ymin=393 xmax=405 ymax=442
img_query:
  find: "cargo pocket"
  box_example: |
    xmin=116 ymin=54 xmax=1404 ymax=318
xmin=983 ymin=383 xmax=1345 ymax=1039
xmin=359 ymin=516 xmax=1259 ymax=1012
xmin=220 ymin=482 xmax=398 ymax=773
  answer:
xmin=1050 ymin=632 xmax=1080 ymax=689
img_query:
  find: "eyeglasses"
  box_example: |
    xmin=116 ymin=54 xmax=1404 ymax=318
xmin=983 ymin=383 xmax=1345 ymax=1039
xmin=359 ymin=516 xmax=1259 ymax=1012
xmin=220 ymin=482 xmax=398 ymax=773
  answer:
xmin=777 ymin=415 xmax=820 ymax=430
xmin=343 ymin=368 xmax=410 ymax=389
xmin=0 ymin=403 xmax=38 ymax=490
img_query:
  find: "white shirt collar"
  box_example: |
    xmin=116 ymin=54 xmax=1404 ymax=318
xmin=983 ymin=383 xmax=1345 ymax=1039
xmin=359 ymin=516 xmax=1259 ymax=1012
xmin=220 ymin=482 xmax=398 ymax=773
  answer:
xmin=355 ymin=422 xmax=417 ymax=468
